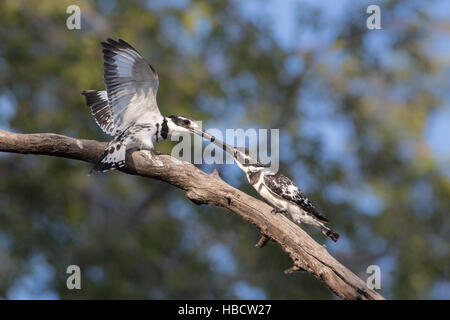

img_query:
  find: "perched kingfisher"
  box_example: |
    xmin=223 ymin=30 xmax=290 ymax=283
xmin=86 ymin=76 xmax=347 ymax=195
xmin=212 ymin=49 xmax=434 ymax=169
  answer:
xmin=82 ymin=39 xmax=205 ymax=172
xmin=200 ymin=133 xmax=340 ymax=242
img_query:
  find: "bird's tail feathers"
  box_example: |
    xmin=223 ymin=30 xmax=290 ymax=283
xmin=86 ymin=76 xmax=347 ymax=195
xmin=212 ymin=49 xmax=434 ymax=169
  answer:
xmin=90 ymin=141 xmax=126 ymax=174
xmin=321 ymin=226 xmax=340 ymax=242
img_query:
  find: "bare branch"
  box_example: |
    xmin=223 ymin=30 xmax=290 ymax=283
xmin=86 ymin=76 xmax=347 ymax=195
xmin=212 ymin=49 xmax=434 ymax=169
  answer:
xmin=0 ymin=129 xmax=385 ymax=300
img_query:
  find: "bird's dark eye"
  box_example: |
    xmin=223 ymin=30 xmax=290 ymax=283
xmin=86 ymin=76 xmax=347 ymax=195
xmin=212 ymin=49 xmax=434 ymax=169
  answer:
xmin=184 ymin=119 xmax=190 ymax=125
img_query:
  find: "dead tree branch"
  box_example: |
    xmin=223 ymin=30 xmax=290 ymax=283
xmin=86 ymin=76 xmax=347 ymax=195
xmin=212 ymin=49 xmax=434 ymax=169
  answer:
xmin=0 ymin=129 xmax=384 ymax=300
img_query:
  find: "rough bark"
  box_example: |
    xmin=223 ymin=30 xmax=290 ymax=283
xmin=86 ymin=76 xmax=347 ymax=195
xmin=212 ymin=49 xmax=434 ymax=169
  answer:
xmin=0 ymin=129 xmax=385 ymax=300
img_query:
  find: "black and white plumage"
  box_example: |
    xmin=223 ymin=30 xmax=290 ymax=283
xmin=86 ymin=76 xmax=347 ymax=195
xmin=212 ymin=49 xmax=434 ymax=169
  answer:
xmin=82 ymin=38 xmax=205 ymax=172
xmin=233 ymin=147 xmax=339 ymax=242
xmin=82 ymin=90 xmax=115 ymax=136
xmin=198 ymin=133 xmax=340 ymax=242
xmin=262 ymin=173 xmax=329 ymax=222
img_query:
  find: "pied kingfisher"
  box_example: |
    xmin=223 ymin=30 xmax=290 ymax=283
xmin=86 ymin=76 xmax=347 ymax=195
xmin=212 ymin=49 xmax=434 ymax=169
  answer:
xmin=82 ymin=39 xmax=205 ymax=172
xmin=200 ymin=133 xmax=340 ymax=242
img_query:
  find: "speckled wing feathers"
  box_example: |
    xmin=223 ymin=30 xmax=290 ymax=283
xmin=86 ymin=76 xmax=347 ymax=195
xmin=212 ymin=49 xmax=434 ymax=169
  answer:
xmin=263 ymin=173 xmax=329 ymax=222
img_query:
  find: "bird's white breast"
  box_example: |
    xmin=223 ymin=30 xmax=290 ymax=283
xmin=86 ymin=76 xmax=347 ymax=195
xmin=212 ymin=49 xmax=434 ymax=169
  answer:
xmin=254 ymin=173 xmax=288 ymax=210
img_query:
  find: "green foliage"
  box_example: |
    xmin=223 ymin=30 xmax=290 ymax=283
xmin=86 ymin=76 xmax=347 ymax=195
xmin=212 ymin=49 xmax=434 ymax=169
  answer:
xmin=0 ymin=0 xmax=448 ymax=299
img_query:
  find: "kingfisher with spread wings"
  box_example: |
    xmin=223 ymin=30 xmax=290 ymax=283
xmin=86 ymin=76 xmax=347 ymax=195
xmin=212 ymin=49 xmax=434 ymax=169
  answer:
xmin=82 ymin=38 xmax=205 ymax=173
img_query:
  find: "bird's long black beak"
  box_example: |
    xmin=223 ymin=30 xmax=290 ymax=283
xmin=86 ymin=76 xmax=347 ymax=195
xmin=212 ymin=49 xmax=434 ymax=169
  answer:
xmin=190 ymin=127 xmax=234 ymax=155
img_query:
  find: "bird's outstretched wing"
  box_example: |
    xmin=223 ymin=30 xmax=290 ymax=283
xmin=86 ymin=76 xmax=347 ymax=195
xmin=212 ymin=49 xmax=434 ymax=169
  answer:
xmin=263 ymin=173 xmax=329 ymax=222
xmin=102 ymin=38 xmax=161 ymax=132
